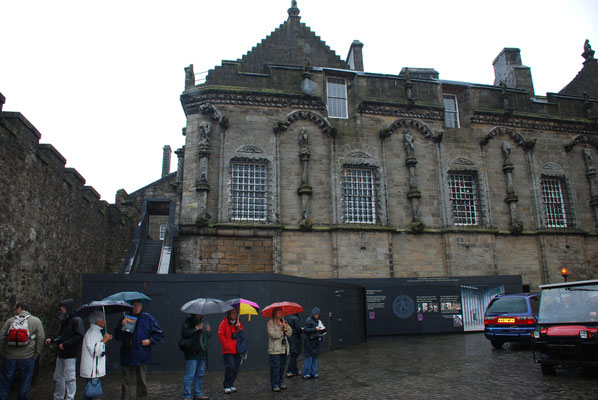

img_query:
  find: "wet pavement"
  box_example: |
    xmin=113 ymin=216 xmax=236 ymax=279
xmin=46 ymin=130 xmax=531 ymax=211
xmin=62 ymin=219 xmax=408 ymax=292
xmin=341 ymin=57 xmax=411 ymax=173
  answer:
xmin=14 ymin=333 xmax=598 ymax=399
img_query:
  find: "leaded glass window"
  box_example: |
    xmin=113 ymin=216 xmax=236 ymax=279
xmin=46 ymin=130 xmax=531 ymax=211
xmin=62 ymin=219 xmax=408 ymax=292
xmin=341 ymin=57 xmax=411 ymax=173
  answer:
xmin=231 ymin=162 xmax=267 ymax=221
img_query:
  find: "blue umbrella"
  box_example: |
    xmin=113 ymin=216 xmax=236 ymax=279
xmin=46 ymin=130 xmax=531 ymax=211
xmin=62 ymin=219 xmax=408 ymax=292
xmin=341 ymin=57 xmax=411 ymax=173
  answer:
xmin=103 ymin=291 xmax=152 ymax=304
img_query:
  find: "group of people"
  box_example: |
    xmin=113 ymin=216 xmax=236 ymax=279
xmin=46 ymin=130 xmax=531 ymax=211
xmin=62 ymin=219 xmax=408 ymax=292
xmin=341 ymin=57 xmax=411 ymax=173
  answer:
xmin=0 ymin=299 xmax=325 ymax=400
xmin=181 ymin=305 xmax=326 ymax=399
xmin=0 ymin=298 xmax=163 ymax=400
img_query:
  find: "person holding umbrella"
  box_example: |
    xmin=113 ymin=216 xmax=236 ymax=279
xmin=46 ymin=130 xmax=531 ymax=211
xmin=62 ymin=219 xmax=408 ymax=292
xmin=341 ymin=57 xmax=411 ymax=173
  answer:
xmin=179 ymin=298 xmax=231 ymax=400
xmin=267 ymin=308 xmax=292 ymax=392
xmin=180 ymin=313 xmax=210 ymax=400
xmin=80 ymin=310 xmax=112 ymax=400
xmin=112 ymin=296 xmax=164 ymax=400
xmin=217 ymin=308 xmax=244 ymax=395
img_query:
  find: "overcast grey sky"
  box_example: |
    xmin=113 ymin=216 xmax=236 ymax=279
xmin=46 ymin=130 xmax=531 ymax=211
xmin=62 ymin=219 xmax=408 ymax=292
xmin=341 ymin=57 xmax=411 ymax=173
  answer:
xmin=1 ymin=0 xmax=597 ymax=200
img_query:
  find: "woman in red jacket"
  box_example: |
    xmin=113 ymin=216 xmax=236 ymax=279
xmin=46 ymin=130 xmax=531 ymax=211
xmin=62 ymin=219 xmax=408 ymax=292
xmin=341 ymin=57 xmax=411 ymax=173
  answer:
xmin=217 ymin=308 xmax=244 ymax=394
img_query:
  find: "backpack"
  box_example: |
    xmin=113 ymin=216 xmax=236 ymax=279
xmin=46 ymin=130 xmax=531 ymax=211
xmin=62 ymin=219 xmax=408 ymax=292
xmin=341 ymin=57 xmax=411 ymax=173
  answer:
xmin=7 ymin=315 xmax=36 ymax=346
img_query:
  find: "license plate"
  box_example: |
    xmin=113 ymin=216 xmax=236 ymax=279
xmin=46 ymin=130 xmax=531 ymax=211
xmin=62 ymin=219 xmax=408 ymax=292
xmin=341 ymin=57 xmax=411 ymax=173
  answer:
xmin=498 ymin=318 xmax=515 ymax=323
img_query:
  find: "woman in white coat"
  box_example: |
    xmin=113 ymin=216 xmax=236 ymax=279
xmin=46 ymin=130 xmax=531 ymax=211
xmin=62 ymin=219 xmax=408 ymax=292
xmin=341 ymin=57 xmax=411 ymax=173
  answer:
xmin=80 ymin=310 xmax=112 ymax=400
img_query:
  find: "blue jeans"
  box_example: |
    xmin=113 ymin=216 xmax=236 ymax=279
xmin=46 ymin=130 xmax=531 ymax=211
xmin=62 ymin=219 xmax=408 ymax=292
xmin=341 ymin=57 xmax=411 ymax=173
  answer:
xmin=0 ymin=357 xmax=36 ymax=400
xmin=222 ymin=354 xmax=241 ymax=389
xmin=286 ymin=352 xmax=299 ymax=375
xmin=302 ymin=356 xmax=318 ymax=377
xmin=182 ymin=359 xmax=206 ymax=399
xmin=269 ymin=354 xmax=287 ymax=388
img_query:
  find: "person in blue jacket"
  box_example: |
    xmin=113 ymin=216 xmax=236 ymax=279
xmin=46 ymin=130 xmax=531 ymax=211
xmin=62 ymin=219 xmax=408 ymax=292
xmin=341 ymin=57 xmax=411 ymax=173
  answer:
xmin=114 ymin=300 xmax=164 ymax=400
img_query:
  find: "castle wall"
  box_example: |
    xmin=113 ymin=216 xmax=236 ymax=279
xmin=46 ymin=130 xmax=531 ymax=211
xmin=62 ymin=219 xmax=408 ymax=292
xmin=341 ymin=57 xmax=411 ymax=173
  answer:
xmin=0 ymin=112 xmax=134 ymax=336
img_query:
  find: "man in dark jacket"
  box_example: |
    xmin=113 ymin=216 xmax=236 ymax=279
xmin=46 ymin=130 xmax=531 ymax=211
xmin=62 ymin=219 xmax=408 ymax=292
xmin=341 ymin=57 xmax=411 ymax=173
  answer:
xmin=114 ymin=300 xmax=164 ymax=400
xmin=44 ymin=298 xmax=84 ymax=400
xmin=302 ymin=307 xmax=325 ymax=379
xmin=180 ymin=314 xmax=210 ymax=400
xmin=285 ymin=313 xmax=302 ymax=377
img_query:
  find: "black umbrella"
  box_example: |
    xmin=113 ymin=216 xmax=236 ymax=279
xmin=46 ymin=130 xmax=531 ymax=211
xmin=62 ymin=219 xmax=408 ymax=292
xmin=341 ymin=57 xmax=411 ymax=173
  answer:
xmin=75 ymin=300 xmax=133 ymax=331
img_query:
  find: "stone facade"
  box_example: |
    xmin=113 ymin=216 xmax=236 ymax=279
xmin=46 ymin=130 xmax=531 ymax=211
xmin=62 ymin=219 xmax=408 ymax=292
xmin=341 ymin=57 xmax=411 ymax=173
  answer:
xmin=0 ymin=111 xmax=135 ymax=336
xmin=129 ymin=3 xmax=598 ymax=289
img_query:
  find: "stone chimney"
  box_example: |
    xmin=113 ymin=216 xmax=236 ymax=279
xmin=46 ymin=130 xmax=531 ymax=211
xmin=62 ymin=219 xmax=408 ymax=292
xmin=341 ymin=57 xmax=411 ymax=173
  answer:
xmin=162 ymin=145 xmax=172 ymax=178
xmin=493 ymin=48 xmax=534 ymax=96
xmin=347 ymin=40 xmax=364 ymax=71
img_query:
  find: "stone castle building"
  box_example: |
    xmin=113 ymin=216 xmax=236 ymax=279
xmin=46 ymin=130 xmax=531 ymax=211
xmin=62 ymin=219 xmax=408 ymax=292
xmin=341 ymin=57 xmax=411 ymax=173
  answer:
xmin=120 ymin=2 xmax=598 ymax=290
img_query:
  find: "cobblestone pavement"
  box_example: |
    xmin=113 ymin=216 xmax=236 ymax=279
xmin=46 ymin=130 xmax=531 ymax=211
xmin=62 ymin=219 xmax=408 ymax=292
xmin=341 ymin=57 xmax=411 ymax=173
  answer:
xmin=13 ymin=333 xmax=597 ymax=399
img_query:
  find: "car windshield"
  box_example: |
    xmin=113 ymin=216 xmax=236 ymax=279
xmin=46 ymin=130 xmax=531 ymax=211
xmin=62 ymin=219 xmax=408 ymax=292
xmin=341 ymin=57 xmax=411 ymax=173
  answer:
xmin=538 ymin=283 xmax=598 ymax=324
xmin=486 ymin=297 xmax=528 ymax=314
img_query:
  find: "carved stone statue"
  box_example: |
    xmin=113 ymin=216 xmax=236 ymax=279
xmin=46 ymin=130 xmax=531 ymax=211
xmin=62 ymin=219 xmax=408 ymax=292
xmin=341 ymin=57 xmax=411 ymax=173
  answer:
xmin=583 ymin=39 xmax=595 ymax=61
xmin=184 ymin=65 xmax=195 ymax=90
xmin=299 ymin=128 xmax=308 ymax=150
xmin=199 ymin=121 xmax=211 ymax=148
xmin=583 ymin=144 xmax=593 ymax=168
xmin=502 ymin=141 xmax=512 ymax=163
xmin=404 ymin=131 xmax=415 ymax=158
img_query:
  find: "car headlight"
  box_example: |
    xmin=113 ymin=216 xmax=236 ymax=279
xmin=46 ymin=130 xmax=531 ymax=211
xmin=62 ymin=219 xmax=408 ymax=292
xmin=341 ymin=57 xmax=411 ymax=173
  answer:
xmin=533 ymin=331 xmax=540 ymax=339
xmin=580 ymin=330 xmax=588 ymax=339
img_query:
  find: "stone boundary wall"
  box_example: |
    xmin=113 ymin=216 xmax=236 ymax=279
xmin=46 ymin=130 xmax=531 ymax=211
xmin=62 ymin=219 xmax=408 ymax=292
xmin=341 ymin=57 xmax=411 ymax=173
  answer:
xmin=0 ymin=111 xmax=134 ymax=346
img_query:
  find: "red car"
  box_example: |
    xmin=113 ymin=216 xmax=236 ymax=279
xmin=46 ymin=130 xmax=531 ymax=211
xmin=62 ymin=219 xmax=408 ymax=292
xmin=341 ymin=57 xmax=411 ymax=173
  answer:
xmin=532 ymin=279 xmax=598 ymax=375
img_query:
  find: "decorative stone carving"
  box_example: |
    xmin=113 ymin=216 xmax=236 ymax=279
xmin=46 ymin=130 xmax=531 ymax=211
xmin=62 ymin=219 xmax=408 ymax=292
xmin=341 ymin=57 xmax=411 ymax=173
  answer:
xmin=502 ymin=141 xmax=512 ymax=164
xmin=451 ymin=158 xmax=475 ymax=166
xmin=275 ymin=110 xmax=335 ymax=136
xmin=583 ymin=39 xmax=595 ymax=61
xmin=404 ymin=131 xmax=415 ymax=158
xmin=237 ymin=145 xmax=264 ymax=154
xmin=404 ymin=69 xmax=415 ymax=105
xmin=288 ymin=0 xmax=300 ymax=17
xmin=584 ymin=144 xmax=593 ymax=168
xmin=297 ymin=127 xmax=312 ymax=224
xmin=499 ymin=81 xmax=513 ymax=116
xmin=480 ymin=127 xmax=534 ymax=150
xmin=542 ymin=162 xmax=563 ymax=171
xmin=199 ymin=103 xmax=221 ymax=121
xmin=379 ymin=118 xmax=436 ymax=141
xmin=564 ymin=134 xmax=598 ymax=152
xmin=198 ymin=121 xmax=211 ymax=149
xmin=182 ymin=93 xmax=325 ymax=113
xmin=362 ymin=102 xmax=443 ymax=120
xmin=472 ymin=112 xmax=598 ymax=135
xmin=347 ymin=151 xmax=372 ymax=159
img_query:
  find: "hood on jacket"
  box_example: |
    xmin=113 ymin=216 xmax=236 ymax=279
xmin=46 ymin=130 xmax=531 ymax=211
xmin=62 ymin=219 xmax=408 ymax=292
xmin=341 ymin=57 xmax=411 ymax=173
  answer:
xmin=311 ymin=307 xmax=321 ymax=318
xmin=60 ymin=299 xmax=77 ymax=316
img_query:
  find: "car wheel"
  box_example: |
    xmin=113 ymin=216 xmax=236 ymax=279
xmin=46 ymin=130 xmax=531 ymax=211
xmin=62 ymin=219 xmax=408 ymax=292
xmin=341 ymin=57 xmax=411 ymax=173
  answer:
xmin=490 ymin=340 xmax=503 ymax=349
xmin=540 ymin=364 xmax=556 ymax=375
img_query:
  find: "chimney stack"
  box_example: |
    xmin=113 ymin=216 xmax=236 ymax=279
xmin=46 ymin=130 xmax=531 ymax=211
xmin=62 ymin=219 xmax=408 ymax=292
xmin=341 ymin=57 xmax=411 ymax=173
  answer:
xmin=493 ymin=48 xmax=535 ymax=96
xmin=347 ymin=40 xmax=364 ymax=71
xmin=162 ymin=145 xmax=172 ymax=178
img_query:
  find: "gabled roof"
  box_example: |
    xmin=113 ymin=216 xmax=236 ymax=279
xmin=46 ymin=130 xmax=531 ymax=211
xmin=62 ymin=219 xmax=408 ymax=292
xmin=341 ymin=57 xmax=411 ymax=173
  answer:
xmin=236 ymin=4 xmax=348 ymax=73
xmin=559 ymin=42 xmax=598 ymax=97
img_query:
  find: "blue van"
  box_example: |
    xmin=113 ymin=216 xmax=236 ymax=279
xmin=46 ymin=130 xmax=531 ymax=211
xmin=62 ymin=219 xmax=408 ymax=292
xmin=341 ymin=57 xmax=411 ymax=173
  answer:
xmin=484 ymin=293 xmax=540 ymax=349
